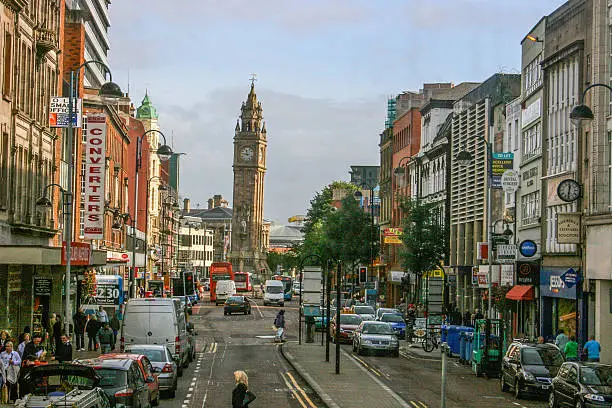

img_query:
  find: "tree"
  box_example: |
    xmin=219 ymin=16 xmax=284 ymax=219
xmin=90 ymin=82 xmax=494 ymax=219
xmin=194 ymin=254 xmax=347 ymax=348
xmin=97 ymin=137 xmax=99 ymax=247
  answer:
xmin=398 ymin=197 xmax=448 ymax=303
xmin=266 ymin=249 xmax=299 ymax=274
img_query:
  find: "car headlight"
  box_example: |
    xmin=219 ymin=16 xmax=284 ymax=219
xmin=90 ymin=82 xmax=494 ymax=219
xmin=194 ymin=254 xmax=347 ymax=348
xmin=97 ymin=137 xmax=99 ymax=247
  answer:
xmin=585 ymin=394 xmax=605 ymax=402
xmin=523 ymin=372 xmax=535 ymax=381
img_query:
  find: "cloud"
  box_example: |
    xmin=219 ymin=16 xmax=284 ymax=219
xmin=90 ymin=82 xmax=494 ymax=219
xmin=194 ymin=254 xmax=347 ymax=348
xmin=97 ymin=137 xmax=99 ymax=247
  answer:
xmin=151 ymin=87 xmax=385 ymax=221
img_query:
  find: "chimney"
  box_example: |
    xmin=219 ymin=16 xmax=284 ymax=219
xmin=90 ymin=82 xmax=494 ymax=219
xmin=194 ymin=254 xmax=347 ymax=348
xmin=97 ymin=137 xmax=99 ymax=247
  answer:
xmin=213 ymin=194 xmax=222 ymax=208
xmin=208 ymin=198 xmax=214 ymax=209
xmin=184 ymin=198 xmax=190 ymax=213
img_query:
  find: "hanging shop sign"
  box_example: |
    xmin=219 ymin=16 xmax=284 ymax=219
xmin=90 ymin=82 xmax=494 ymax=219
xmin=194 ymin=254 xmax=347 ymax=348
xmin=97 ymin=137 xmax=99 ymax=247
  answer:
xmin=501 ymin=265 xmax=514 ymax=286
xmin=491 ymin=152 xmax=514 ymax=189
xmin=61 ymin=242 xmax=91 ymax=265
xmin=501 ymin=170 xmax=520 ymax=193
xmin=383 ymin=228 xmax=403 ymax=244
xmin=83 ymin=114 xmax=107 ymax=240
xmin=516 ymin=262 xmax=538 ymax=285
xmin=560 ymin=268 xmax=580 ymax=288
xmin=49 ymin=97 xmax=82 ymax=128
xmin=519 ymin=240 xmax=538 ymax=258
xmin=496 ymin=244 xmax=517 ymax=263
xmin=33 ymin=276 xmax=52 ymax=296
xmin=540 ymin=268 xmax=577 ymax=299
xmin=556 ymin=213 xmax=581 ymax=244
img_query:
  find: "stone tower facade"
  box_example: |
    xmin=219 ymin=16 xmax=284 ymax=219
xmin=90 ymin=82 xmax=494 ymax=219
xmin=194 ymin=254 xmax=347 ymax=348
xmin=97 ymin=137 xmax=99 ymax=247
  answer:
xmin=229 ymin=83 xmax=268 ymax=274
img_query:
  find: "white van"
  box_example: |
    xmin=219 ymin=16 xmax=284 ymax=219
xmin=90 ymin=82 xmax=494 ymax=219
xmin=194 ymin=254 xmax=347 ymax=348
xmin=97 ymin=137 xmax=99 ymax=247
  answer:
xmin=215 ymin=280 xmax=236 ymax=305
xmin=120 ymin=298 xmax=192 ymax=373
xmin=264 ymin=280 xmax=285 ymax=306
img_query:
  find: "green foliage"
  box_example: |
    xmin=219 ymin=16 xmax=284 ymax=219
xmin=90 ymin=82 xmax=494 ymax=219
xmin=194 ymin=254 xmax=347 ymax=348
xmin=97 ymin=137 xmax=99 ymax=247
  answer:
xmin=267 ymin=249 xmax=300 ymax=274
xmin=398 ymin=197 xmax=447 ymax=277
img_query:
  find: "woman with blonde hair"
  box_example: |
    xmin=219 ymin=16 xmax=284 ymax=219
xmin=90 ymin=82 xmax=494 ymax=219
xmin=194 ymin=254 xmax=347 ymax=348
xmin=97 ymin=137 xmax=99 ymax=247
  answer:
xmin=232 ymin=370 xmax=255 ymax=407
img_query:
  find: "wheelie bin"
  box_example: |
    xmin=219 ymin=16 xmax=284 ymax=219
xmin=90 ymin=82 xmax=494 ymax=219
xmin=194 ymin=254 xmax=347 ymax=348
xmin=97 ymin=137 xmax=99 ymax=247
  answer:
xmin=465 ymin=332 xmax=474 ymax=366
xmin=459 ymin=331 xmax=467 ymax=364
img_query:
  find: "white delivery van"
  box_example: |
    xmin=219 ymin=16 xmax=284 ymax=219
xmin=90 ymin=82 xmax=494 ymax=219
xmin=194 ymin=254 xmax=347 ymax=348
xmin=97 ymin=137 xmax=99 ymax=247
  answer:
xmin=120 ymin=298 xmax=193 ymax=374
xmin=264 ymin=280 xmax=285 ymax=306
xmin=215 ymin=280 xmax=236 ymax=305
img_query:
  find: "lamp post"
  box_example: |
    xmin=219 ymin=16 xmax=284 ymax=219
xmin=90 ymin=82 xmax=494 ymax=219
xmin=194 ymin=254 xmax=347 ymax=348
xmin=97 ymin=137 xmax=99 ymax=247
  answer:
xmin=143 ymin=177 xmax=166 ymax=291
xmin=456 ymin=135 xmax=494 ymax=318
xmin=297 ymin=254 xmax=322 ymax=345
xmin=129 ymin=129 xmax=173 ymax=299
xmin=179 ymin=216 xmax=200 ymax=298
xmin=335 ymin=260 xmax=342 ymax=374
xmin=353 ymin=184 xmax=375 ymax=287
xmin=39 ymin=61 xmax=122 ymax=336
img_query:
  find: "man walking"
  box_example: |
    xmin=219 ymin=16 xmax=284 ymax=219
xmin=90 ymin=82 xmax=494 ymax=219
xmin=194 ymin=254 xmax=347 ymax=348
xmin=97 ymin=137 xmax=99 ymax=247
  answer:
xmin=274 ymin=310 xmax=285 ymax=342
xmin=96 ymin=306 xmax=109 ymax=324
xmin=73 ymin=307 xmax=87 ymax=351
xmin=583 ymin=336 xmax=601 ymax=362
xmin=555 ymin=329 xmax=569 ymax=352
xmin=96 ymin=323 xmax=114 ymax=354
xmin=53 ymin=334 xmax=73 ymax=362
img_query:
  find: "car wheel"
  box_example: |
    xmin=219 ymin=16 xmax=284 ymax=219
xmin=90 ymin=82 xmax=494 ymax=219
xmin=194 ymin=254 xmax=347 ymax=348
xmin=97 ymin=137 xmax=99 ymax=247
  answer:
xmin=168 ymin=382 xmax=177 ymax=398
xmin=244 ymin=310 xmax=247 ymax=315
xmin=177 ymin=365 xmax=183 ymax=377
xmin=391 ymin=350 xmax=399 ymax=357
xmin=574 ymin=399 xmax=584 ymax=408
xmin=500 ymin=376 xmax=509 ymax=392
xmin=514 ymin=379 xmax=522 ymax=399
xmin=548 ymin=391 xmax=557 ymax=408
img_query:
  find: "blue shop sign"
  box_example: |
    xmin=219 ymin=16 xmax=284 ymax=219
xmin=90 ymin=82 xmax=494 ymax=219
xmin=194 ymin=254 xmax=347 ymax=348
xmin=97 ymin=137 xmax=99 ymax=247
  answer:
xmin=540 ymin=268 xmax=577 ymax=299
xmin=519 ymin=240 xmax=537 ymax=257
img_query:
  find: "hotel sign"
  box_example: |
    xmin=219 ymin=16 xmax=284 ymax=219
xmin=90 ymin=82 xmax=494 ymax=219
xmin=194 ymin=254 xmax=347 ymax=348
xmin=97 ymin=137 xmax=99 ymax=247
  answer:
xmin=83 ymin=114 xmax=107 ymax=240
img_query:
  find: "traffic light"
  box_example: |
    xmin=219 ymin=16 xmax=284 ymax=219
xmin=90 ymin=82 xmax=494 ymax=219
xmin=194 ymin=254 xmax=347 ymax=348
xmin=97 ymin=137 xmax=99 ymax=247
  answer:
xmin=359 ymin=267 xmax=367 ymax=283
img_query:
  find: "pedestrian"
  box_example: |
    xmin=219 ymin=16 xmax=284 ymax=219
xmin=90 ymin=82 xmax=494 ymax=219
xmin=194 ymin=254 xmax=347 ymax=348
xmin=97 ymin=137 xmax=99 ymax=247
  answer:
xmin=474 ymin=308 xmax=484 ymax=321
xmin=564 ymin=335 xmax=579 ymax=361
xmin=17 ymin=333 xmax=30 ymax=358
xmin=22 ymin=334 xmax=45 ymax=362
xmin=555 ymin=329 xmax=569 ymax=349
xmin=96 ymin=323 xmax=114 ymax=354
xmin=232 ymin=370 xmax=256 ymax=408
xmin=0 ymin=355 xmax=6 ymax=403
xmin=18 ymin=326 xmax=30 ymax=345
xmin=110 ymin=310 xmax=121 ymax=350
xmin=73 ymin=307 xmax=87 ymax=352
xmin=52 ymin=314 xmax=62 ymax=353
xmin=0 ymin=330 xmax=9 ymax=353
xmin=52 ymin=334 xmax=72 ymax=362
xmin=274 ymin=309 xmax=286 ymax=342
xmin=86 ymin=316 xmax=101 ymax=351
xmin=48 ymin=313 xmax=56 ymax=352
xmin=96 ymin=306 xmax=109 ymax=323
xmin=0 ymin=342 xmax=20 ymax=403
xmin=583 ymin=335 xmax=601 ymax=362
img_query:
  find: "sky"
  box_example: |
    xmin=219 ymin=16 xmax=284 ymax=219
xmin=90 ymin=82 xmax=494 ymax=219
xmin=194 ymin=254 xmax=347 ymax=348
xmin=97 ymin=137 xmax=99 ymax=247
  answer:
xmin=108 ymin=0 xmax=565 ymax=223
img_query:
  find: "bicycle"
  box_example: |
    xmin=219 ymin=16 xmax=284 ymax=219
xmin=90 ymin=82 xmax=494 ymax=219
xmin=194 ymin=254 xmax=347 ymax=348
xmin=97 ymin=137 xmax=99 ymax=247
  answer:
xmin=422 ymin=329 xmax=440 ymax=352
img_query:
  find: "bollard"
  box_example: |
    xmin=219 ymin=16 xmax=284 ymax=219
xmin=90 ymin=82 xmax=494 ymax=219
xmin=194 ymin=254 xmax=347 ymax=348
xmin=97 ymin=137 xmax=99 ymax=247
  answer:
xmin=306 ymin=318 xmax=315 ymax=343
xmin=441 ymin=342 xmax=448 ymax=408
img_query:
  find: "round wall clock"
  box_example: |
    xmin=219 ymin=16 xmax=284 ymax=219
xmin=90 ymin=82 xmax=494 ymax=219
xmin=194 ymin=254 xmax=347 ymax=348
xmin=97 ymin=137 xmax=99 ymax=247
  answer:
xmin=557 ymin=179 xmax=581 ymax=202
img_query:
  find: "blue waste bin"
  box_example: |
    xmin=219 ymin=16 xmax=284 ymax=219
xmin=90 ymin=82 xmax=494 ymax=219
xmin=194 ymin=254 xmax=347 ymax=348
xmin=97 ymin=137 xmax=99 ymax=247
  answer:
xmin=465 ymin=332 xmax=474 ymax=365
xmin=459 ymin=332 xmax=467 ymax=363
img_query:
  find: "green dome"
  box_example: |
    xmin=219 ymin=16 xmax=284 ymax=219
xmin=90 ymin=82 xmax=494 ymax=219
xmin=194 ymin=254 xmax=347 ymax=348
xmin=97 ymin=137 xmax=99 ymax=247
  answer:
xmin=136 ymin=92 xmax=158 ymax=119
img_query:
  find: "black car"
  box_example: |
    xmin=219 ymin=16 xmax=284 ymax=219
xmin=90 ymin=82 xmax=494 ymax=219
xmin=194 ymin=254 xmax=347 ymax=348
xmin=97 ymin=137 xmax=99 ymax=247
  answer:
xmin=501 ymin=341 xmax=565 ymax=399
xmin=224 ymin=295 xmax=252 ymax=315
xmin=549 ymin=362 xmax=612 ymax=408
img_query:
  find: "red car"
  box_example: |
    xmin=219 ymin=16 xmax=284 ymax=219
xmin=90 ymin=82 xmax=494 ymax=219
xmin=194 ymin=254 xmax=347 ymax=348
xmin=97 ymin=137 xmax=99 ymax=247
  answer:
xmin=330 ymin=314 xmax=363 ymax=344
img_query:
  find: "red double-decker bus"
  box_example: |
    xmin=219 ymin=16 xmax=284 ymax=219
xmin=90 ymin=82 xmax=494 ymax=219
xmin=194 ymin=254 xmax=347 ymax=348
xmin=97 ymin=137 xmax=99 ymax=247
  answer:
xmin=209 ymin=262 xmax=234 ymax=302
xmin=234 ymin=272 xmax=252 ymax=292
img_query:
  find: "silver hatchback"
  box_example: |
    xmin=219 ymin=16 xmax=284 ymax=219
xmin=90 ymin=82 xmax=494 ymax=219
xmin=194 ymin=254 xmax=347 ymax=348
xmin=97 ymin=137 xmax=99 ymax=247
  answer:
xmin=125 ymin=344 xmax=178 ymax=398
xmin=352 ymin=321 xmax=400 ymax=357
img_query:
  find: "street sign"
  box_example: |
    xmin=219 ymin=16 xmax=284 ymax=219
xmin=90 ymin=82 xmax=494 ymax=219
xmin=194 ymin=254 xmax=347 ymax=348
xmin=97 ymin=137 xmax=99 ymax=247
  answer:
xmin=496 ymin=244 xmax=517 ymax=263
xmin=501 ymin=170 xmax=519 ymax=193
xmin=519 ymin=240 xmax=537 ymax=257
xmin=560 ymin=268 xmax=579 ymax=288
xmin=492 ymin=152 xmax=514 ymax=189
xmin=49 ymin=97 xmax=82 ymax=128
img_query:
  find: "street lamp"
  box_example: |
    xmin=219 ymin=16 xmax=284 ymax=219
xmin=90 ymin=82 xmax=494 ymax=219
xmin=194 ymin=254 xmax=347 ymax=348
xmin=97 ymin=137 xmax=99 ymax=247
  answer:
xmin=353 ymin=183 xmax=376 ymax=290
xmin=455 ymin=135 xmax=495 ymax=318
xmin=179 ymin=216 xmax=200 ymax=298
xmin=42 ymin=61 xmax=122 ymax=336
xmin=129 ymin=129 xmax=174 ymax=299
xmin=142 ymin=177 xmax=167 ymax=291
xmin=569 ymin=83 xmax=612 ymax=128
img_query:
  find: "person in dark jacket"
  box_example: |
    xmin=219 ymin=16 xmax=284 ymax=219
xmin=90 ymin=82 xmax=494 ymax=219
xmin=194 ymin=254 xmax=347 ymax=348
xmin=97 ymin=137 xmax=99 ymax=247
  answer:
xmin=52 ymin=334 xmax=72 ymax=362
xmin=274 ymin=310 xmax=286 ymax=341
xmin=22 ymin=334 xmax=45 ymax=362
xmin=52 ymin=315 xmax=62 ymax=353
xmin=232 ymin=370 xmax=250 ymax=408
xmin=73 ymin=307 xmax=87 ymax=351
xmin=85 ymin=317 xmax=101 ymax=351
xmin=110 ymin=311 xmax=121 ymax=350
xmin=96 ymin=323 xmax=114 ymax=354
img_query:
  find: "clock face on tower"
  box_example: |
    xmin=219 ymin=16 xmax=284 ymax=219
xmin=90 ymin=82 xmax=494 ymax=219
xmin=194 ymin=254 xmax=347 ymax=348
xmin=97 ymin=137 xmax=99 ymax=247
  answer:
xmin=240 ymin=147 xmax=254 ymax=161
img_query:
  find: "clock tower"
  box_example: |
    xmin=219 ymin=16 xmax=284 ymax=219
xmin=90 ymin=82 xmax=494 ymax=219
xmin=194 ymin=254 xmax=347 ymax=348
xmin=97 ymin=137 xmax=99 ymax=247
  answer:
xmin=229 ymin=81 xmax=268 ymax=274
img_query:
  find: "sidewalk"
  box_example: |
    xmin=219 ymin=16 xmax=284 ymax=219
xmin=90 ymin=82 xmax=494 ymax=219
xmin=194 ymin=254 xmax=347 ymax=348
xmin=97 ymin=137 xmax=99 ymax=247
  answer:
xmin=281 ymin=342 xmax=412 ymax=408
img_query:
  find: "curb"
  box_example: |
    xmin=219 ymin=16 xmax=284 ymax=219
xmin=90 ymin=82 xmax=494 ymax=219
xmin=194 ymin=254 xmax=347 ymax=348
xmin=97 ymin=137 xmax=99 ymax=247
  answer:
xmin=400 ymin=344 xmax=442 ymax=361
xmin=279 ymin=344 xmax=338 ymax=408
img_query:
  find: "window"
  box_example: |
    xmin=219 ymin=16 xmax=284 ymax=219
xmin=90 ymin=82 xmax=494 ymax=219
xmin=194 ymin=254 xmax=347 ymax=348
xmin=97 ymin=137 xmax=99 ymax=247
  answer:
xmin=521 ymin=191 xmax=540 ymax=226
xmin=523 ymin=55 xmax=542 ymax=96
xmin=3 ymin=31 xmax=11 ymax=97
xmin=521 ymin=123 xmax=541 ymax=162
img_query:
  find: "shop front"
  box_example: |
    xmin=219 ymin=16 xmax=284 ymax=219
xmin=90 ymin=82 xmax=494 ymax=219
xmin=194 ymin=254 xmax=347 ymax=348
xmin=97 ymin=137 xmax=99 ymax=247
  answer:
xmin=540 ymin=267 xmax=578 ymax=341
xmin=505 ymin=261 xmax=540 ymax=339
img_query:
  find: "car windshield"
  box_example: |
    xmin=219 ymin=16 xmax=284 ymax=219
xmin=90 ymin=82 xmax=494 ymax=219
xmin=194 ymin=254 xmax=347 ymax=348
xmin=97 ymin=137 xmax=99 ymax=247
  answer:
xmin=362 ymin=324 xmax=394 ymax=335
xmin=339 ymin=315 xmax=362 ymax=325
xmin=354 ymin=306 xmax=375 ymax=315
xmin=580 ymin=366 xmax=612 ymax=386
xmin=127 ymin=348 xmax=166 ymax=362
xmin=29 ymin=373 xmax=96 ymax=394
xmin=96 ymin=369 xmax=127 ymax=387
xmin=227 ymin=296 xmax=244 ymax=303
xmin=522 ymin=347 xmax=564 ymax=366
xmin=267 ymin=286 xmax=283 ymax=294
xmin=381 ymin=314 xmax=404 ymax=323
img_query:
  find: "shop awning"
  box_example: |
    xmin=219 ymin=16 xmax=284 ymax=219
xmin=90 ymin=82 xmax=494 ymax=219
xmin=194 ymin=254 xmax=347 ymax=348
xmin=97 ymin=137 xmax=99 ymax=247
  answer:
xmin=506 ymin=285 xmax=534 ymax=301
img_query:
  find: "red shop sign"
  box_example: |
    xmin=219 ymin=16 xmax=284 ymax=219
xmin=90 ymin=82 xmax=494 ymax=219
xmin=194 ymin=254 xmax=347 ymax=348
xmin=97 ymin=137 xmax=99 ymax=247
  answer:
xmin=61 ymin=242 xmax=91 ymax=266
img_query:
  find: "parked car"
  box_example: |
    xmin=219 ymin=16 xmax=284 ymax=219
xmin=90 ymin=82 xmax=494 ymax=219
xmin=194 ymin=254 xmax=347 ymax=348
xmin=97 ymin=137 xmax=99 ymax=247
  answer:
xmin=501 ymin=341 xmax=564 ymax=399
xmin=15 ymin=362 xmax=111 ymax=408
xmin=224 ymin=295 xmax=252 ymax=315
xmin=378 ymin=313 xmax=406 ymax=339
xmin=75 ymin=355 xmax=154 ymax=408
xmin=314 ymin=307 xmax=336 ymax=331
xmin=292 ymin=282 xmax=302 ymax=295
xmin=121 ymin=297 xmax=191 ymax=373
xmin=375 ymin=308 xmax=401 ymax=320
xmin=549 ymin=362 xmax=612 ymax=408
xmin=125 ymin=344 xmax=179 ymax=398
xmin=351 ymin=305 xmax=376 ymax=321
xmin=329 ymin=314 xmax=362 ymax=344
xmin=352 ymin=321 xmax=400 ymax=357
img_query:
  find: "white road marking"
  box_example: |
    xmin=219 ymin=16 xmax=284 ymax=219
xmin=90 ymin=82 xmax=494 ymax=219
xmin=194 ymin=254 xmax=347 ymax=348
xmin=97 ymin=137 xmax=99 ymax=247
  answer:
xmin=250 ymin=297 xmax=264 ymax=318
xmin=186 ymin=393 xmax=192 ymax=398
xmin=188 ymin=387 xmax=193 ymax=392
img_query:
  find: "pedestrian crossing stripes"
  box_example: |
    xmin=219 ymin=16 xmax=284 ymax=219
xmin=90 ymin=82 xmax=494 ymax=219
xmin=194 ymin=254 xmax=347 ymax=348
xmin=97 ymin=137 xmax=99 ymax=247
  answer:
xmin=204 ymin=342 xmax=218 ymax=353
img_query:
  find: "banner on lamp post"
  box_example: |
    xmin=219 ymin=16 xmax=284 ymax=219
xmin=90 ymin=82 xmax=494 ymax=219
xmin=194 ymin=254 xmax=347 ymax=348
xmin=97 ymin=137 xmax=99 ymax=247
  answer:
xmin=83 ymin=114 xmax=107 ymax=240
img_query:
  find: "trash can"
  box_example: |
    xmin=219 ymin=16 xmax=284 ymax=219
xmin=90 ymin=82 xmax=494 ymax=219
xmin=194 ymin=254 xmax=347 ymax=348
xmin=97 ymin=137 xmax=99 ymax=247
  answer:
xmin=446 ymin=326 xmax=459 ymax=356
xmin=465 ymin=332 xmax=474 ymax=365
xmin=459 ymin=332 xmax=467 ymax=363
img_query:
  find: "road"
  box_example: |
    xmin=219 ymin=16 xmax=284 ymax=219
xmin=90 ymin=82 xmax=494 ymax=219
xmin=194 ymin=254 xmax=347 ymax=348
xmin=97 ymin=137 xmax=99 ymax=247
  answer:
xmin=158 ymin=295 xmax=322 ymax=408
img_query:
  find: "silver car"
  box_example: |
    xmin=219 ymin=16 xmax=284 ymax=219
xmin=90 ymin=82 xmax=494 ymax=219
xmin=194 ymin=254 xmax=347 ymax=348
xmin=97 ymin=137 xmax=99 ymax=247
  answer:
xmin=125 ymin=344 xmax=178 ymax=398
xmin=352 ymin=321 xmax=400 ymax=357
xmin=352 ymin=305 xmax=376 ymax=321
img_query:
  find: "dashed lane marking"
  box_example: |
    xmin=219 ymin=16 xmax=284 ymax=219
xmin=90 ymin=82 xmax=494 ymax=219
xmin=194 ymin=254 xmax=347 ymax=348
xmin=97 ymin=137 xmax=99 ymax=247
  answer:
xmin=286 ymin=371 xmax=318 ymax=408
